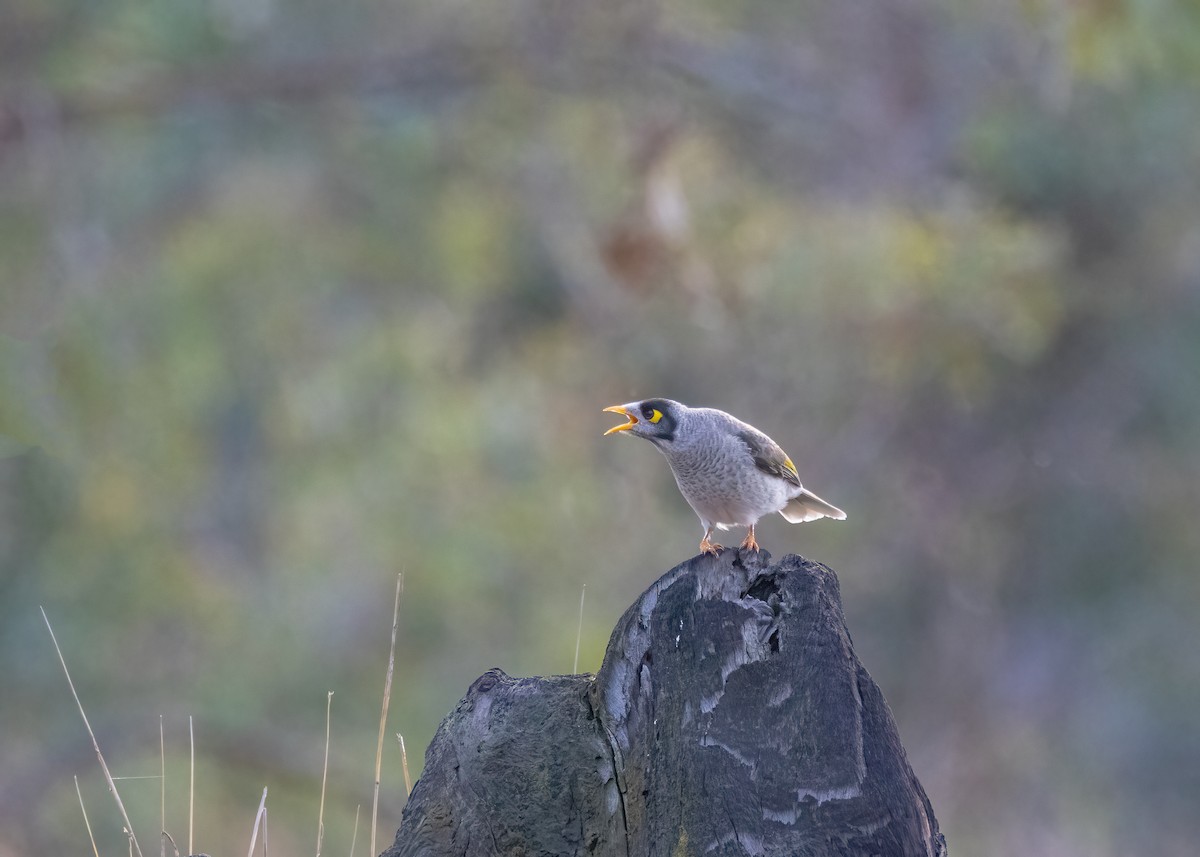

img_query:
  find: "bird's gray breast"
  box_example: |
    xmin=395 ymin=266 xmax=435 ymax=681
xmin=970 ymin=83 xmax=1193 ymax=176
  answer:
xmin=658 ymin=422 xmax=791 ymax=527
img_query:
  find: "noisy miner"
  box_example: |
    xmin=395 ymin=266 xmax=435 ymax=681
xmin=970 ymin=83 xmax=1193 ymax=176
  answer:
xmin=603 ymin=398 xmax=846 ymax=555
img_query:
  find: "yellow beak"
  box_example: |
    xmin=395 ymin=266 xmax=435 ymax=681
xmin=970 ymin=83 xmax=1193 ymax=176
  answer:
xmin=603 ymin=405 xmax=638 ymax=435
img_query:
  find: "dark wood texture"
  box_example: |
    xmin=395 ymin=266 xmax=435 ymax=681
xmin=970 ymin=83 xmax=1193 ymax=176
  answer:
xmin=383 ymin=550 xmax=946 ymax=857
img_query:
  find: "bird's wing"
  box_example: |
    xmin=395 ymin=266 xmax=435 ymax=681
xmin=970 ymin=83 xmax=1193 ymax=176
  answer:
xmin=736 ymin=428 xmax=802 ymax=488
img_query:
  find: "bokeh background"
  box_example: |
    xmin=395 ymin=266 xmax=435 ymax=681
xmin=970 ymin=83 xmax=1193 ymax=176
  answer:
xmin=3 ymin=1 xmax=1200 ymax=855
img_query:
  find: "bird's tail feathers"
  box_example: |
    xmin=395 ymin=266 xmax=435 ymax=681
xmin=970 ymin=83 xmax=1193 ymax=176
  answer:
xmin=780 ymin=489 xmax=847 ymax=523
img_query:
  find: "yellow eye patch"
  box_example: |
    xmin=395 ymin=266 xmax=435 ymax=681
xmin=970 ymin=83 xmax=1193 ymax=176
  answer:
xmin=648 ymin=409 xmax=663 ymax=424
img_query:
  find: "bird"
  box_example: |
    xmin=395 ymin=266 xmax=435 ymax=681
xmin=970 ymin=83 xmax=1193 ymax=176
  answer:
xmin=603 ymin=398 xmax=846 ymax=555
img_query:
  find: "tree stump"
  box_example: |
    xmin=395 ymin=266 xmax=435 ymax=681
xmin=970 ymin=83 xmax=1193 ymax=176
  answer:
xmin=382 ymin=550 xmax=946 ymax=857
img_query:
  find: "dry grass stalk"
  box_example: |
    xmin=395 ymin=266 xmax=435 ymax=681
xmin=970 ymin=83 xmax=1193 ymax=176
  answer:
xmin=188 ymin=716 xmax=195 ymax=856
xmin=316 ymin=690 xmax=333 ymax=857
xmin=348 ymin=804 xmax=361 ymax=857
xmin=246 ymin=787 xmax=268 ymax=857
xmin=370 ymin=572 xmax=403 ymax=857
xmin=395 ymin=733 xmax=412 ymax=795
xmin=161 ymin=831 xmax=180 ymax=857
xmin=573 ymin=583 xmax=587 ymax=674
xmin=74 ymin=775 xmax=100 ymax=857
xmin=42 ymin=606 xmax=144 ymax=857
xmin=159 ymin=716 xmax=166 ymax=857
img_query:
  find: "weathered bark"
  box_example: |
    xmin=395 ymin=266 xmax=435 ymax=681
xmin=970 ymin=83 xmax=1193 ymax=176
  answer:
xmin=383 ymin=550 xmax=945 ymax=857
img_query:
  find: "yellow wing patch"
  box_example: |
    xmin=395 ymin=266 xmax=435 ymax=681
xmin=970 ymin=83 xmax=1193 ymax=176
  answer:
xmin=782 ymin=455 xmax=799 ymax=481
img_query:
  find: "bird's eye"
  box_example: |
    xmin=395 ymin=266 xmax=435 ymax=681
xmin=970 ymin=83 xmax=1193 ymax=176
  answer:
xmin=640 ymin=403 xmax=665 ymax=422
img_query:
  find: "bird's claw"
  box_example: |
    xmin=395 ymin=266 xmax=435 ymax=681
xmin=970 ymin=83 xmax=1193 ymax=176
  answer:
xmin=699 ymin=537 xmax=724 ymax=556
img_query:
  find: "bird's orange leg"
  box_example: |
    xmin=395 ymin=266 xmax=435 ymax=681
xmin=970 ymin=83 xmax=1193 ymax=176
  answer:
xmin=699 ymin=527 xmax=723 ymax=556
xmin=740 ymin=525 xmax=760 ymax=552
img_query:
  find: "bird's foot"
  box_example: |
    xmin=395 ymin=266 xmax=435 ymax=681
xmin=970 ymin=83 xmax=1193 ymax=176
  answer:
xmin=739 ymin=528 xmax=760 ymax=552
xmin=699 ymin=536 xmax=724 ymax=556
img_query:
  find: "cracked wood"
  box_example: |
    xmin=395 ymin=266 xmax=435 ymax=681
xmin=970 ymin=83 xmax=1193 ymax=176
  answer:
xmin=382 ymin=551 xmax=946 ymax=857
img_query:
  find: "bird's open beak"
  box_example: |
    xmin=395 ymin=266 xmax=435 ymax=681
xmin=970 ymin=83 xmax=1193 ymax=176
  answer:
xmin=603 ymin=404 xmax=638 ymax=435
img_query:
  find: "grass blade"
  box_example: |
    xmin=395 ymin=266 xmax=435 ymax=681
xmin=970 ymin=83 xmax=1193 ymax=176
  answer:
xmin=42 ymin=606 xmax=144 ymax=857
xmin=316 ymin=691 xmax=333 ymax=857
xmin=246 ymin=787 xmax=268 ymax=857
xmin=395 ymin=734 xmax=412 ymax=796
xmin=370 ymin=573 xmax=403 ymax=857
xmin=161 ymin=831 xmax=180 ymax=857
xmin=573 ymin=583 xmax=587 ymax=674
xmin=188 ymin=716 xmax=195 ymax=856
xmin=159 ymin=715 xmax=166 ymax=857
xmin=74 ymin=775 xmax=100 ymax=857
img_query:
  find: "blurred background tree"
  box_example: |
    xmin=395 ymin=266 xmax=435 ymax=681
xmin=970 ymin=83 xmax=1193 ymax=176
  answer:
xmin=2 ymin=0 xmax=1199 ymax=854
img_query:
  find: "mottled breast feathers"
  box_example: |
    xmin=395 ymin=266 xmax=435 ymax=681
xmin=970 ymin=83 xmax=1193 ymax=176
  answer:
xmin=736 ymin=428 xmax=801 ymax=487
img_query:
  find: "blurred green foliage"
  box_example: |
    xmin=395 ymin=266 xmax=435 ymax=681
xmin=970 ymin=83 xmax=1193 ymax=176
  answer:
xmin=2 ymin=1 xmax=1200 ymax=855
